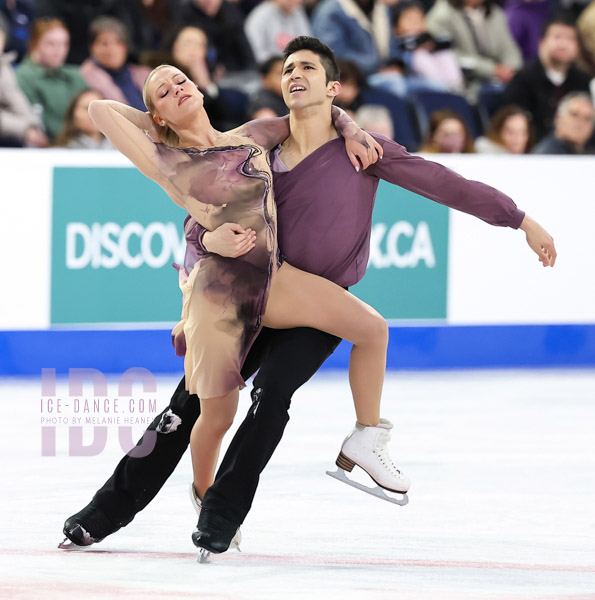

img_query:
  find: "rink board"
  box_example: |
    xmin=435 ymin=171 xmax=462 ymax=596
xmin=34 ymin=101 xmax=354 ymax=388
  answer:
xmin=0 ymin=150 xmax=593 ymax=374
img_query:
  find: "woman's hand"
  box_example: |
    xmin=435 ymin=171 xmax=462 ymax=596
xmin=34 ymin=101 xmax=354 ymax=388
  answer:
xmin=203 ymin=223 xmax=257 ymax=257
xmin=345 ymin=131 xmax=384 ymax=171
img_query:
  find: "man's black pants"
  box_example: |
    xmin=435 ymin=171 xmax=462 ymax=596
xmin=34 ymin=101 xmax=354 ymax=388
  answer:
xmin=91 ymin=327 xmax=341 ymax=527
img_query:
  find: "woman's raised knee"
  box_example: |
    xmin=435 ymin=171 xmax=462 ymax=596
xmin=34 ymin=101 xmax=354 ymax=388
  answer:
xmin=358 ymin=312 xmax=388 ymax=347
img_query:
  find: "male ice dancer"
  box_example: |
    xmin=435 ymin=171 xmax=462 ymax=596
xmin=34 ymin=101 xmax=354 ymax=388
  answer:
xmin=62 ymin=36 xmax=556 ymax=554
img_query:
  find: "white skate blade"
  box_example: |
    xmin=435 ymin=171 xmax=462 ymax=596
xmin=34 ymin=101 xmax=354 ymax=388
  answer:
xmin=58 ymin=538 xmax=86 ymax=550
xmin=197 ymin=549 xmax=211 ymax=563
xmin=326 ymin=468 xmax=409 ymax=506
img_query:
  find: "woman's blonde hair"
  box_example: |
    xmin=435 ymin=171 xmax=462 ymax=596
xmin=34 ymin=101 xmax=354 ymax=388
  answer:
xmin=142 ymin=64 xmax=181 ymax=147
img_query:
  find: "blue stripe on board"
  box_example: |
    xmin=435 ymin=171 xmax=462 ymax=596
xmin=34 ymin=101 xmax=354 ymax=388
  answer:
xmin=1 ymin=324 xmax=594 ymax=376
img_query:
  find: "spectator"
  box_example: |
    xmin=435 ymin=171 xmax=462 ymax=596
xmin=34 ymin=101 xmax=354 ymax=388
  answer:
xmin=247 ymin=56 xmax=288 ymax=118
xmin=389 ymin=0 xmax=464 ymax=92
xmin=177 ymin=0 xmax=255 ymax=75
xmin=54 ymin=88 xmax=113 ymax=149
xmin=0 ymin=0 xmax=34 ymax=62
xmin=501 ymin=16 xmax=591 ymax=142
xmin=420 ymin=108 xmax=475 ymax=152
xmin=355 ymin=104 xmax=394 ymax=139
xmin=311 ymin=0 xmax=391 ymax=76
xmin=80 ymin=17 xmax=151 ymax=112
xmin=475 ymin=105 xmax=533 ymax=153
xmin=532 ymin=91 xmax=595 ymax=154
xmin=504 ymin=0 xmax=552 ymax=64
xmin=168 ymin=25 xmax=227 ymax=129
xmin=34 ymin=0 xmax=115 ymax=64
xmin=576 ymin=2 xmax=595 ymax=77
xmin=0 ymin=16 xmax=47 ymax=147
xmin=15 ymin=18 xmax=86 ymax=142
xmin=335 ymin=59 xmax=367 ymax=111
xmin=245 ymin=0 xmax=311 ymax=64
xmin=426 ymin=0 xmax=522 ymax=91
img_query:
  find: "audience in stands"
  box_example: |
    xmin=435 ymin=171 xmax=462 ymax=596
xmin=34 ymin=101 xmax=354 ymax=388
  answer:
xmin=54 ymin=88 xmax=112 ymax=149
xmin=34 ymin=0 xmax=121 ymax=64
xmin=247 ymin=56 xmax=288 ymax=118
xmin=504 ymin=0 xmax=551 ymax=64
xmin=312 ymin=0 xmax=391 ymax=76
xmin=355 ymin=104 xmax=395 ymax=139
xmin=532 ymin=91 xmax=595 ymax=154
xmin=15 ymin=17 xmax=86 ymax=142
xmin=0 ymin=0 xmax=34 ymax=62
xmin=3 ymin=0 xmax=595 ymax=156
xmin=420 ymin=108 xmax=475 ymax=152
xmin=80 ymin=17 xmax=151 ymax=112
xmin=245 ymin=0 xmax=311 ymax=63
xmin=178 ymin=0 xmax=256 ymax=75
xmin=501 ymin=16 xmax=592 ymax=143
xmin=389 ymin=0 xmax=463 ymax=93
xmin=426 ymin=0 xmax=522 ymax=96
xmin=0 ymin=16 xmax=47 ymax=147
xmin=475 ymin=105 xmax=533 ymax=153
xmin=335 ymin=59 xmax=368 ymax=111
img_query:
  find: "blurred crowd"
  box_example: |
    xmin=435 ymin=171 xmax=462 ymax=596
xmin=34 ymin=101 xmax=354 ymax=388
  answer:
xmin=1 ymin=0 xmax=595 ymax=154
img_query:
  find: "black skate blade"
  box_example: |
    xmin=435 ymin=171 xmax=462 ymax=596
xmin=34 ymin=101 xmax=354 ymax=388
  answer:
xmin=326 ymin=468 xmax=409 ymax=506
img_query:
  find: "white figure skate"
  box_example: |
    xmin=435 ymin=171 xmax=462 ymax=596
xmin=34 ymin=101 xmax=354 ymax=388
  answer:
xmin=326 ymin=419 xmax=409 ymax=506
xmin=189 ymin=484 xmax=242 ymax=563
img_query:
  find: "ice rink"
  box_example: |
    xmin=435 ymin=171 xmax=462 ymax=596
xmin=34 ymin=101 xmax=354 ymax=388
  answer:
xmin=1 ymin=369 xmax=594 ymax=600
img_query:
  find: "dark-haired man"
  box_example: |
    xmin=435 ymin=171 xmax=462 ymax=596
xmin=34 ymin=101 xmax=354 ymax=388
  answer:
xmin=501 ymin=16 xmax=592 ymax=142
xmin=63 ymin=36 xmax=556 ymax=556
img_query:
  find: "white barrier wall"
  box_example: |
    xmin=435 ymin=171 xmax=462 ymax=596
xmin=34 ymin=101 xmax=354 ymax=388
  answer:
xmin=0 ymin=150 xmax=593 ymax=330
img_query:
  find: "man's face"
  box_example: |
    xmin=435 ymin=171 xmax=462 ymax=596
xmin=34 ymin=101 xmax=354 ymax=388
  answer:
xmin=540 ymin=24 xmax=577 ymax=66
xmin=281 ymin=50 xmax=337 ymax=110
xmin=555 ymin=97 xmax=595 ymax=146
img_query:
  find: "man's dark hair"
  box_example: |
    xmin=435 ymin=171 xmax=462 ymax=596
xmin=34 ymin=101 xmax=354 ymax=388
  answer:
xmin=541 ymin=14 xmax=576 ymax=39
xmin=283 ymin=36 xmax=340 ymax=83
xmin=259 ymin=56 xmax=283 ymax=76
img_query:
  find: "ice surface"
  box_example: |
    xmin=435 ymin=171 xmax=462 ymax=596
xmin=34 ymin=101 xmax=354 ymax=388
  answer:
xmin=1 ymin=369 xmax=594 ymax=599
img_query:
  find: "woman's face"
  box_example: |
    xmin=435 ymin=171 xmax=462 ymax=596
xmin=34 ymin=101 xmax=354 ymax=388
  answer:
xmin=433 ymin=118 xmax=466 ymax=153
xmin=91 ymin=30 xmax=127 ymax=70
xmin=500 ymin=113 xmax=529 ymax=154
xmin=172 ymin=27 xmax=208 ymax=67
xmin=33 ymin=26 xmax=70 ymax=69
xmin=74 ymin=91 xmax=103 ymax=134
xmin=148 ymin=66 xmax=204 ymax=128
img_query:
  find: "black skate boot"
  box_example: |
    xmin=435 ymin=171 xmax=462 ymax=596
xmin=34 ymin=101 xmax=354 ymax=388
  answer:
xmin=60 ymin=502 xmax=130 ymax=548
xmin=192 ymin=508 xmax=239 ymax=554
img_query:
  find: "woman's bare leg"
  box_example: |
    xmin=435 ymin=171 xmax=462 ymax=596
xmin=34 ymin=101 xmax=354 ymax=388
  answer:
xmin=190 ymin=389 xmax=239 ymax=499
xmin=263 ymin=263 xmax=388 ymax=426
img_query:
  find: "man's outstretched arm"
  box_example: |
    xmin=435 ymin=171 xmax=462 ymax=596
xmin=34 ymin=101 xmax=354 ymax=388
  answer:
xmin=369 ymin=135 xmax=557 ymax=267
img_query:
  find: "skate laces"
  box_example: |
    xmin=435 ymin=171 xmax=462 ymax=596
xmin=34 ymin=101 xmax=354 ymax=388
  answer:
xmin=375 ymin=430 xmax=404 ymax=478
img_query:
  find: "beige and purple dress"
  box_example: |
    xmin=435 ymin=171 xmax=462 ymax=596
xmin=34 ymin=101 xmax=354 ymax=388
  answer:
xmin=161 ymin=124 xmax=287 ymax=399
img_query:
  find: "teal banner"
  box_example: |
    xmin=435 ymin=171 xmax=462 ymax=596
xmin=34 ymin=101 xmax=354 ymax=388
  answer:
xmin=51 ymin=167 xmax=186 ymax=324
xmin=350 ymin=180 xmax=449 ymax=319
xmin=51 ymin=170 xmax=448 ymax=324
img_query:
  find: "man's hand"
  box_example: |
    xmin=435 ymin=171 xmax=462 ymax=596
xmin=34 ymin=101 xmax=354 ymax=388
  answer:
xmin=202 ymin=223 xmax=256 ymax=257
xmin=345 ymin=131 xmax=384 ymax=171
xmin=519 ymin=215 xmax=557 ymax=267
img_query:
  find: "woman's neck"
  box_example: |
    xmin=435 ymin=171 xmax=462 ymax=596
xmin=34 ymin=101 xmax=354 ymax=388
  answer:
xmin=176 ymin=109 xmax=220 ymax=149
